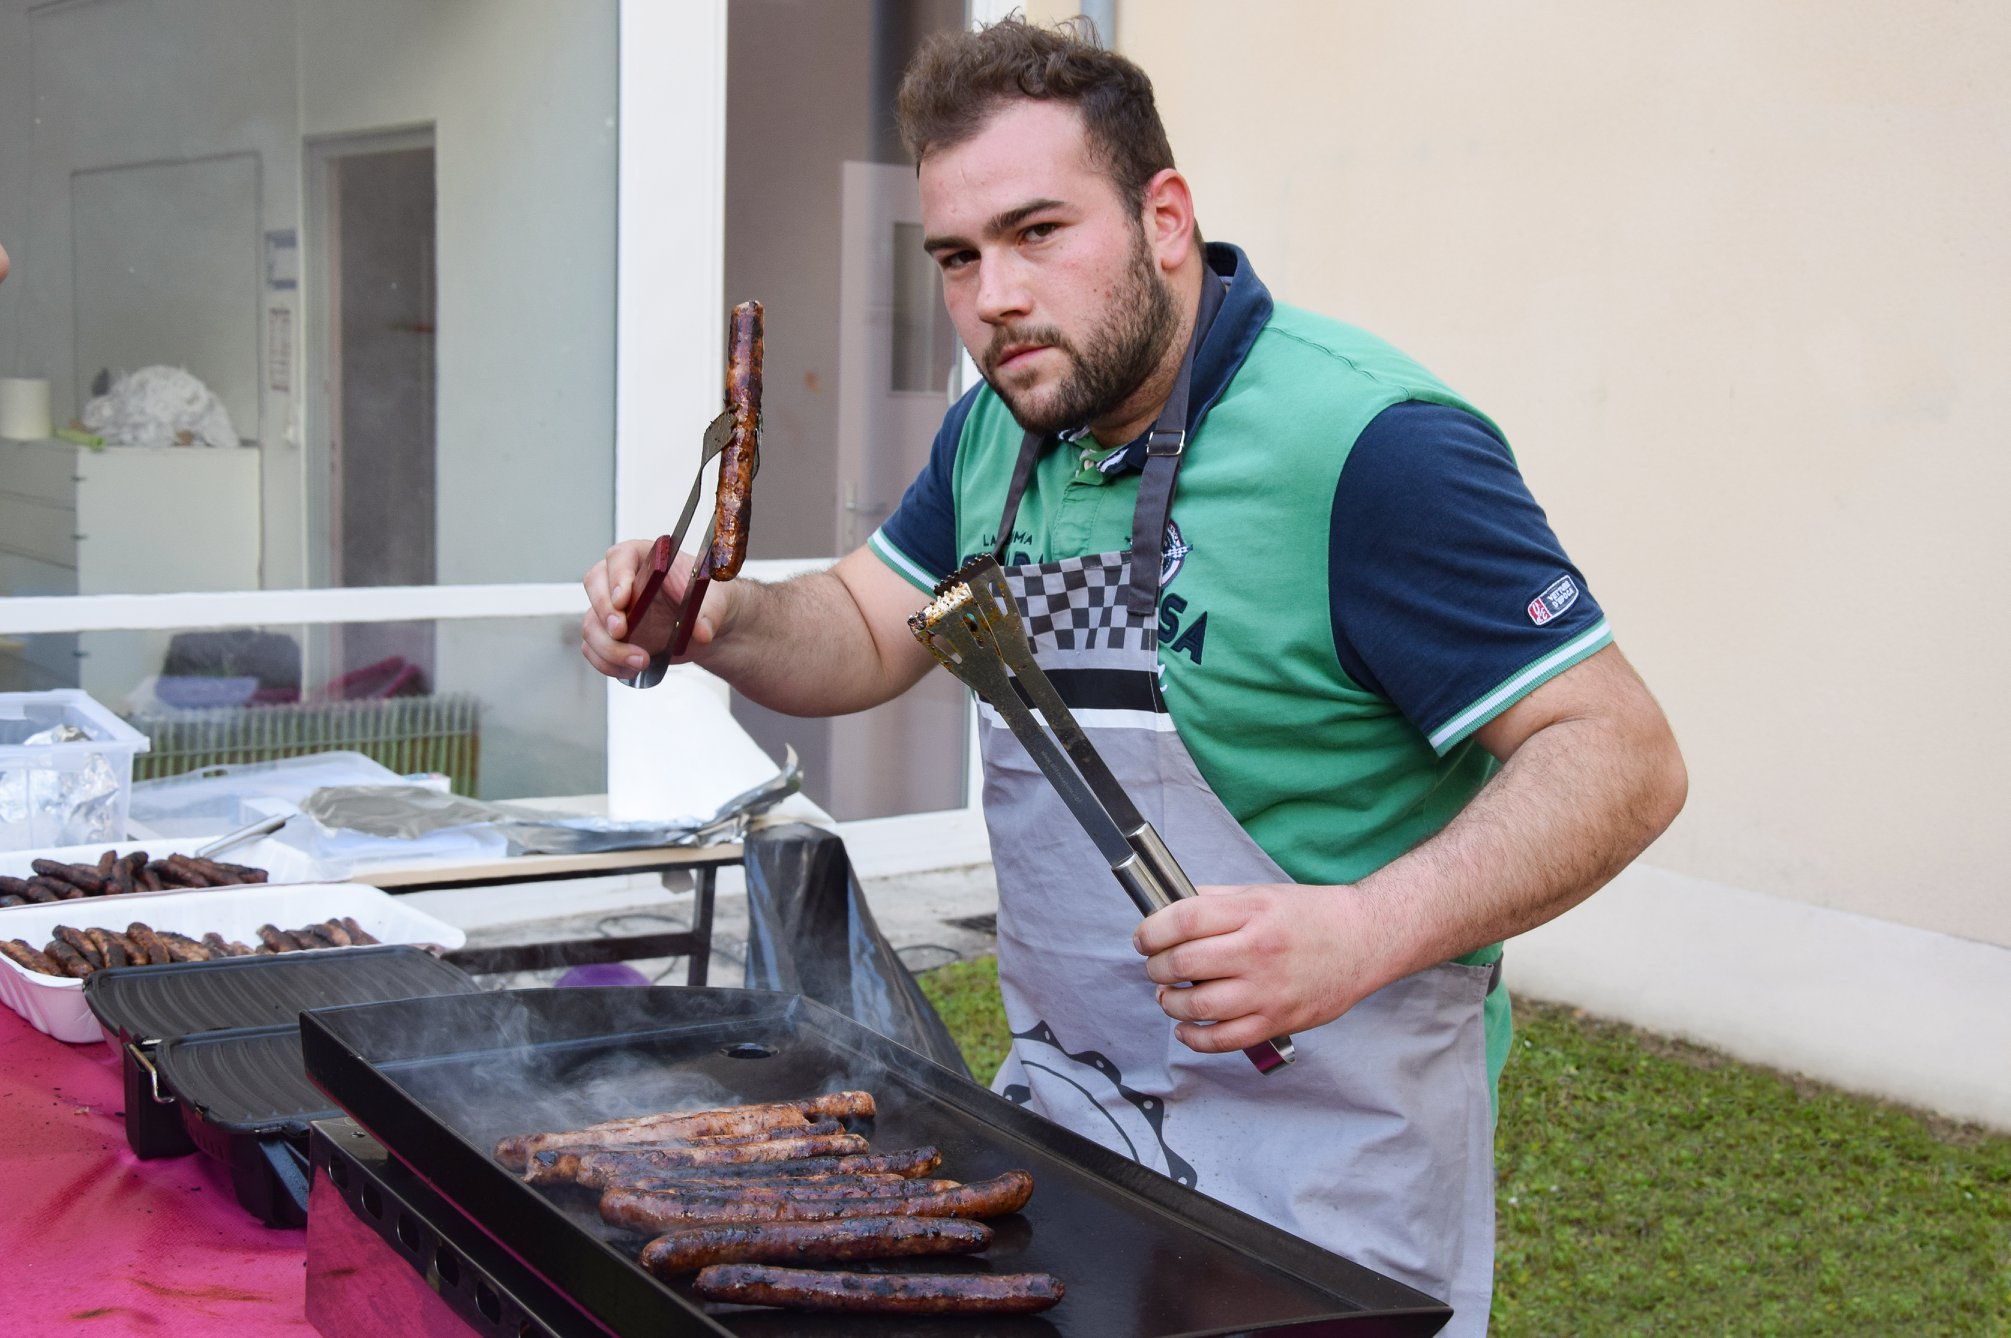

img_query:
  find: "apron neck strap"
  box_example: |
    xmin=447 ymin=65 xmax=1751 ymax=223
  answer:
xmin=1124 ymin=270 xmax=1223 ymax=614
xmin=993 ymin=269 xmax=1227 ymax=614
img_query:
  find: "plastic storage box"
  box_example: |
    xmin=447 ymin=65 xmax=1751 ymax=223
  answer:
xmin=126 ymin=751 xmax=404 ymax=837
xmin=0 ymin=690 xmax=150 ymax=853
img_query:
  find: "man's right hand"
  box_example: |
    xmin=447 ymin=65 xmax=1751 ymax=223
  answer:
xmin=580 ymin=540 xmax=940 ymax=716
xmin=579 ymin=539 xmax=732 ymax=680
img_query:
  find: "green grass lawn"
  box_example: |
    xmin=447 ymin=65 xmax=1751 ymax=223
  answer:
xmin=917 ymin=956 xmax=2011 ymax=1336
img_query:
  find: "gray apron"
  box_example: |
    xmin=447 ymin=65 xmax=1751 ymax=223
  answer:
xmin=979 ymin=281 xmax=1499 ymax=1333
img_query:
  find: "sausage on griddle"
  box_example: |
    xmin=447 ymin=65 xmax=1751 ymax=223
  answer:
xmin=617 ymin=1170 xmax=907 ymax=1194
xmin=615 ymin=1177 xmax=960 ymax=1205
xmin=581 ymin=1090 xmax=865 ymax=1138
xmin=707 ymin=299 xmax=763 ymax=580
xmin=497 ymin=1091 xmax=875 ymax=1169
xmin=532 ymin=1132 xmax=872 ymax=1187
xmin=600 ymin=1169 xmax=1035 ymax=1230
xmin=642 ymin=1216 xmax=992 ymax=1275
xmin=583 ymin=1147 xmax=939 ymax=1188
xmin=531 ymin=1114 xmax=837 ymax=1166
xmin=522 ymin=1136 xmax=808 ymax=1182
xmin=679 ymin=1117 xmax=843 ymax=1146
xmin=691 ymin=1264 xmax=1063 ymax=1315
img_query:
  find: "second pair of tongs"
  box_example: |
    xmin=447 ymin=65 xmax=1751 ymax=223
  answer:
xmin=910 ymin=555 xmax=1295 ymax=1075
xmin=625 ymin=300 xmax=764 ymax=689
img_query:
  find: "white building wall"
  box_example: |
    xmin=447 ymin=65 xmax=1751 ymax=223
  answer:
xmin=1109 ymin=0 xmax=2011 ymax=1126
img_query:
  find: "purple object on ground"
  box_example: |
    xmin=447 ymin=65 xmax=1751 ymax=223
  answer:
xmin=556 ymin=962 xmax=652 ymax=989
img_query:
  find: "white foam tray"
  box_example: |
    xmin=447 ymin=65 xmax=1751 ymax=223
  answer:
xmin=0 ymin=835 xmax=330 ymax=896
xmin=0 ymin=882 xmax=466 ymax=1044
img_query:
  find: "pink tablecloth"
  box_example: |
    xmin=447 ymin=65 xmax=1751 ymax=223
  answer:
xmin=0 ymin=1006 xmax=314 ymax=1334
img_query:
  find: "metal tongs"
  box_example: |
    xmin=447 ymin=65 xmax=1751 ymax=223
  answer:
xmin=622 ymin=410 xmax=749 ymax=689
xmin=910 ymin=555 xmax=1296 ymax=1075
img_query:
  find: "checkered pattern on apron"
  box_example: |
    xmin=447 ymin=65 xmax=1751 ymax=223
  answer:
xmin=1007 ymin=552 xmax=1149 ymax=653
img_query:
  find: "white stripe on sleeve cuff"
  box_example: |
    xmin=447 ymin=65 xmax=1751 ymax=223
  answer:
xmin=1427 ymin=619 xmax=1613 ymax=753
xmin=867 ymin=528 xmax=940 ymax=593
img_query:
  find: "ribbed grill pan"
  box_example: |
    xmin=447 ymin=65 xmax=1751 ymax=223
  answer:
xmin=86 ymin=944 xmax=476 ymax=1043
xmin=159 ymin=1024 xmax=335 ymax=1134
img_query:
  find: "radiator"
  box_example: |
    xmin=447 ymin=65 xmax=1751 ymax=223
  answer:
xmin=126 ymin=694 xmax=481 ymax=795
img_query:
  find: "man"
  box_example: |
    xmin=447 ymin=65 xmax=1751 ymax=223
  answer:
xmin=583 ymin=18 xmax=1684 ymax=1332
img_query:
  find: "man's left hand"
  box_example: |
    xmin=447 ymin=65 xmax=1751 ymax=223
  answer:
xmin=1132 ymin=883 xmax=1372 ymax=1054
xmin=1130 ymin=645 xmax=1688 ymax=1058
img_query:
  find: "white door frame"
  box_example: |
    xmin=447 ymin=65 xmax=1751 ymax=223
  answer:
xmin=605 ymin=3 xmax=986 ymax=867
xmin=302 ymin=124 xmax=436 ymax=597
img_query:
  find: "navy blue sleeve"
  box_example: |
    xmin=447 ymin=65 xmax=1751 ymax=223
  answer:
xmin=1330 ymin=402 xmax=1612 ymax=753
xmin=868 ymin=385 xmax=981 ymax=592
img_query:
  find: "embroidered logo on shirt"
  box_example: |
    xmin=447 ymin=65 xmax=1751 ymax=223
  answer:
xmin=1528 ymin=575 xmax=1580 ymax=626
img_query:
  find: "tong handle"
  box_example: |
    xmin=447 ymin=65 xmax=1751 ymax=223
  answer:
xmin=667 ymin=571 xmax=712 ymax=660
xmin=1119 ymin=822 xmax=1298 ymax=1075
xmin=915 ymin=571 xmax=1295 ymax=1075
xmin=622 ymin=413 xmax=737 ymax=690
xmin=618 ymin=536 xmax=676 ymax=688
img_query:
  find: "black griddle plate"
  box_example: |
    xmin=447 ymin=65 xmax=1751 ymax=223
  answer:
xmin=300 ymin=987 xmax=1453 ymax=1338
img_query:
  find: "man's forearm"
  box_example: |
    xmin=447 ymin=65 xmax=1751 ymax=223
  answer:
xmin=1348 ymin=679 xmax=1687 ymax=994
xmin=1373 ymin=720 xmax=1682 ymax=950
xmin=692 ymin=567 xmax=921 ymax=716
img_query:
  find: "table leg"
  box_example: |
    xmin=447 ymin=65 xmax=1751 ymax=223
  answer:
xmin=683 ymin=864 xmax=716 ymax=988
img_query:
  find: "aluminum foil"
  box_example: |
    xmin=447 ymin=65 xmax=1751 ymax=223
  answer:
xmin=0 ymin=723 xmax=123 ymax=845
xmin=297 ymin=748 xmax=802 ymax=855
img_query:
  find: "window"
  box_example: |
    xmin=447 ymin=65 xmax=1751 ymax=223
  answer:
xmin=0 ymin=0 xmax=618 ymax=802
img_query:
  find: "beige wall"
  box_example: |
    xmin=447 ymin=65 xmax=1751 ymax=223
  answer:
xmin=1117 ymin=2 xmax=2009 ymax=947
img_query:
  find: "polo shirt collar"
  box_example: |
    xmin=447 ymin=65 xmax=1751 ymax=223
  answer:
xmin=1067 ymin=241 xmax=1274 ymax=476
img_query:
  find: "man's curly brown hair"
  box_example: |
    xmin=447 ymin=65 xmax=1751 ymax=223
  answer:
xmin=896 ymin=15 xmax=1178 ymax=215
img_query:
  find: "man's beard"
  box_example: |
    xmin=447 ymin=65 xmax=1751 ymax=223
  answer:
xmin=980 ymin=229 xmax=1179 ymax=438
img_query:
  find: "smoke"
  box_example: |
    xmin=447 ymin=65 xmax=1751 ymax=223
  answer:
xmin=312 ymin=985 xmax=898 ymax=1161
